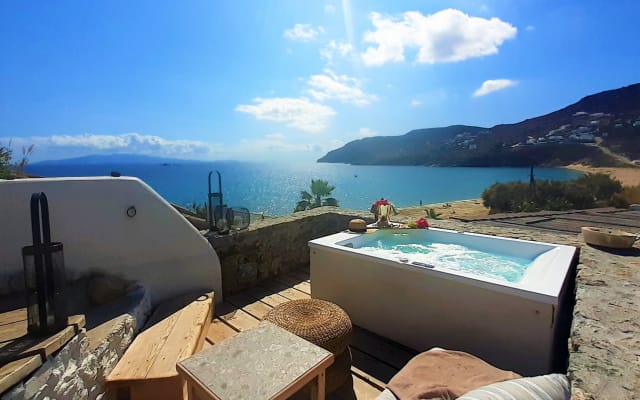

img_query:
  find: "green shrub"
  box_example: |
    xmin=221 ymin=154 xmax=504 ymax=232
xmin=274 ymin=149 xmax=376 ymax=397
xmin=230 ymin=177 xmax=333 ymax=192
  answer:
xmin=482 ymin=173 xmax=623 ymax=213
xmin=425 ymin=208 xmax=442 ymax=219
xmin=0 ymin=145 xmax=11 ymax=179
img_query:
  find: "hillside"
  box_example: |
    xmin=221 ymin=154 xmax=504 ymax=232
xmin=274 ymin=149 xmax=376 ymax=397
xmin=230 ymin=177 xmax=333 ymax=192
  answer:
xmin=318 ymin=83 xmax=640 ymax=167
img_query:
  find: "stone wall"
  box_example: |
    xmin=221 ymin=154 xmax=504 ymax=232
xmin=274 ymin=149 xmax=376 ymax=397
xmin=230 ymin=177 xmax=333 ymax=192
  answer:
xmin=207 ymin=207 xmax=371 ymax=297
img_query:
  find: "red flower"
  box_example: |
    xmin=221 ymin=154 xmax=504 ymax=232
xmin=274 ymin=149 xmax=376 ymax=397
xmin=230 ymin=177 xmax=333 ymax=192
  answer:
xmin=416 ymin=217 xmax=429 ymax=229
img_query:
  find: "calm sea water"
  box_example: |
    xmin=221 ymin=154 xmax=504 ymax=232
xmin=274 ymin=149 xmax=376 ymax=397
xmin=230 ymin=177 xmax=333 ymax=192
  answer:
xmin=26 ymin=162 xmax=582 ymax=216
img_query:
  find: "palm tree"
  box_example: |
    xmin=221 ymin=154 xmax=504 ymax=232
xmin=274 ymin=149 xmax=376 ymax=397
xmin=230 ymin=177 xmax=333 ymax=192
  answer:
xmin=293 ymin=179 xmax=339 ymax=212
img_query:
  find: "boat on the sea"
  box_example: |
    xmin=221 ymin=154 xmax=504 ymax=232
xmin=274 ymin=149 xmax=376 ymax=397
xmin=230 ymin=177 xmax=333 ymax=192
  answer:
xmin=581 ymin=226 xmax=639 ymax=249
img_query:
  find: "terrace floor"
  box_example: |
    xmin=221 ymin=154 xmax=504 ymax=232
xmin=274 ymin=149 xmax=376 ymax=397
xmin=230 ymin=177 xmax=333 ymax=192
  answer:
xmin=452 ymin=207 xmax=640 ymax=234
xmin=205 ymin=269 xmax=417 ymax=400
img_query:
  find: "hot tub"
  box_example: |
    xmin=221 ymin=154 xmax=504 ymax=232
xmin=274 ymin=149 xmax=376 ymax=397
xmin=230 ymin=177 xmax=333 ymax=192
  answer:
xmin=309 ymin=228 xmax=577 ymax=375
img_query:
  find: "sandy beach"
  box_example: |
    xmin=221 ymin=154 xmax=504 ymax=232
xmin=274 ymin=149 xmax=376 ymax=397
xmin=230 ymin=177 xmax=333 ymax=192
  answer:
xmin=566 ymin=164 xmax=640 ymax=186
xmin=397 ymin=199 xmax=489 ymax=220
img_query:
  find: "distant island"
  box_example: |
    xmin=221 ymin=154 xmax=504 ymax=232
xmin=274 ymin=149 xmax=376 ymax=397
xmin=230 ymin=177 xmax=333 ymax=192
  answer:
xmin=318 ymin=83 xmax=640 ymax=167
xmin=30 ymin=154 xmax=203 ymax=165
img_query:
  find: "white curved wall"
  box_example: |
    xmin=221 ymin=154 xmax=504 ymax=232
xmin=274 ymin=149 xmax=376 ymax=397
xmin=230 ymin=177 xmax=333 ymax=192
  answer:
xmin=0 ymin=177 xmax=221 ymax=305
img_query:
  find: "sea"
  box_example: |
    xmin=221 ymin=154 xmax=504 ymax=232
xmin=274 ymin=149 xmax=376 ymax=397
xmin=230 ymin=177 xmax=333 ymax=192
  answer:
xmin=25 ymin=161 xmax=583 ymax=216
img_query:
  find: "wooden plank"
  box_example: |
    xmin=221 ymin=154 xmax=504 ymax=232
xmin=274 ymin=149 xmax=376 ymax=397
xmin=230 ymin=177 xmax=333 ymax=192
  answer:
xmin=33 ymin=316 xmax=84 ymax=360
xmin=206 ymin=318 xmax=238 ymax=345
xmin=194 ymin=301 xmax=213 ymax=353
xmin=0 ymin=315 xmax=85 ymax=365
xmin=244 ymin=286 xmax=290 ymax=307
xmin=146 ymin=294 xmax=212 ymax=378
xmin=226 ymin=292 xmax=273 ymax=320
xmin=350 ymin=326 xmax=416 ymax=371
xmin=107 ymin=293 xmax=212 ymax=382
xmin=350 ymin=347 xmax=397 ymax=389
xmin=0 ymin=309 xmax=26 ymax=327
xmin=214 ymin=302 xmax=260 ymax=332
xmin=0 ymin=355 xmax=42 ymax=395
xmin=275 ymin=275 xmax=312 ymax=295
xmin=0 ymin=321 xmax=28 ymax=346
xmin=108 ymin=309 xmax=181 ymax=381
xmin=260 ymin=280 xmax=310 ymax=301
xmin=352 ymin=374 xmax=383 ymax=400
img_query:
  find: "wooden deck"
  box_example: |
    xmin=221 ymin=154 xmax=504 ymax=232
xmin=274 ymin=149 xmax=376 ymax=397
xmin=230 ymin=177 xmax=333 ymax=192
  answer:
xmin=206 ymin=270 xmax=417 ymax=400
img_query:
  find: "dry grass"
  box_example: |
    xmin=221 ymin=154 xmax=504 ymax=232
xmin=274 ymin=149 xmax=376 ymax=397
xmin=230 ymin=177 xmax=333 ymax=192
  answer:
xmin=397 ymin=199 xmax=490 ymax=220
xmin=566 ymin=164 xmax=640 ymax=186
xmin=621 ymin=185 xmax=640 ymax=205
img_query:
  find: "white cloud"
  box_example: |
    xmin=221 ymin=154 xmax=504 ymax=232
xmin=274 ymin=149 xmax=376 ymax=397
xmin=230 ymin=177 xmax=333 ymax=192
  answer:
xmin=410 ymin=99 xmax=422 ymax=108
xmin=320 ymin=40 xmax=354 ymax=64
xmin=236 ymin=97 xmax=336 ymax=133
xmin=356 ymin=128 xmax=378 ymax=138
xmin=525 ymin=25 xmax=535 ymax=31
xmin=306 ymin=70 xmax=378 ymax=106
xmin=324 ymin=3 xmax=336 ymax=14
xmin=265 ymin=133 xmax=286 ymax=141
xmin=473 ymin=79 xmax=518 ymax=97
xmin=227 ymin=134 xmax=345 ymax=162
xmin=283 ymin=23 xmax=325 ymax=42
xmin=4 ymin=133 xmax=222 ymax=160
xmin=361 ymin=9 xmax=517 ymax=66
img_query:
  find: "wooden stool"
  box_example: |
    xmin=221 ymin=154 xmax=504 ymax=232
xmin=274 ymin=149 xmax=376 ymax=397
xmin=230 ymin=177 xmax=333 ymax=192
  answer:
xmin=264 ymin=299 xmax=353 ymax=394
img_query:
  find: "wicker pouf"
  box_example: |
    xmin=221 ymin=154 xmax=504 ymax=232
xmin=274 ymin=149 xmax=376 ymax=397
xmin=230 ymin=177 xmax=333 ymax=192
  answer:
xmin=264 ymin=299 xmax=353 ymax=394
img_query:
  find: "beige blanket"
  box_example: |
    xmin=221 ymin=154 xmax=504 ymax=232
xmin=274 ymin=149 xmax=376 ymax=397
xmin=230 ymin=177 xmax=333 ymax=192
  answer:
xmin=387 ymin=349 xmax=521 ymax=400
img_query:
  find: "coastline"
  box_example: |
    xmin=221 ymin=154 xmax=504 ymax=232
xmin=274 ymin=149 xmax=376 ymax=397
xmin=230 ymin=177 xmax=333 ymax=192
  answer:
xmin=564 ymin=164 xmax=640 ymax=186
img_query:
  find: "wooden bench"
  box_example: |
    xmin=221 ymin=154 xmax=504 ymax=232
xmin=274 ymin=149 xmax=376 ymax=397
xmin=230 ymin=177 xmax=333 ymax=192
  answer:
xmin=105 ymin=291 xmax=213 ymax=400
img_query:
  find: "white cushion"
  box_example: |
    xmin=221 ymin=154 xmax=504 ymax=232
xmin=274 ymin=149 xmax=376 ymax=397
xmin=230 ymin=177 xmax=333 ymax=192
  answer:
xmin=458 ymin=374 xmax=570 ymax=400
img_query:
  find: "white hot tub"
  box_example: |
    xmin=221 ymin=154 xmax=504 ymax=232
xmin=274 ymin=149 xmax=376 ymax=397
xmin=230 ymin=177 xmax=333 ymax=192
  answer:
xmin=309 ymin=228 xmax=577 ymax=375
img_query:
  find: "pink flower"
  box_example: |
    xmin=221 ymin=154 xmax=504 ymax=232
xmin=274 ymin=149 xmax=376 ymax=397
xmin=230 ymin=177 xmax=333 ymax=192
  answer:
xmin=416 ymin=217 xmax=429 ymax=229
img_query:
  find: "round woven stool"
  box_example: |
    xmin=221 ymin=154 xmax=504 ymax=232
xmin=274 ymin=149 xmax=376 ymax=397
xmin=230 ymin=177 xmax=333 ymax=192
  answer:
xmin=264 ymin=299 xmax=353 ymax=394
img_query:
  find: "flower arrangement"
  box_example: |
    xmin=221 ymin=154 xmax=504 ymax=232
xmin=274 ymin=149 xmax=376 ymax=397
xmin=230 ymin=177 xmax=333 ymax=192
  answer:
xmin=416 ymin=217 xmax=429 ymax=229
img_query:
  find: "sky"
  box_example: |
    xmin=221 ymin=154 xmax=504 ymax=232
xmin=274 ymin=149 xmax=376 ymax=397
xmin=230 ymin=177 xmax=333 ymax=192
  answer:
xmin=1 ymin=0 xmax=639 ymax=162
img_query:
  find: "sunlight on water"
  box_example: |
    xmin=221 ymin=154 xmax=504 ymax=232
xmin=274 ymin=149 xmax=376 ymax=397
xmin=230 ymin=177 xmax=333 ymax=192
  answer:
xmin=357 ymin=240 xmax=532 ymax=283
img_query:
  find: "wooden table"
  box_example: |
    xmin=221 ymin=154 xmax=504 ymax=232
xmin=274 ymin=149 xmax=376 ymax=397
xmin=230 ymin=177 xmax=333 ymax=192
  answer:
xmin=177 ymin=321 xmax=334 ymax=400
xmin=0 ymin=308 xmax=85 ymax=395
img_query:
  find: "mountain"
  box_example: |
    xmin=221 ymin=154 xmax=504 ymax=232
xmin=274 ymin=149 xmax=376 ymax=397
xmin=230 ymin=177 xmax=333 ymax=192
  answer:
xmin=319 ymin=83 xmax=640 ymax=167
xmin=31 ymin=154 xmax=203 ymax=165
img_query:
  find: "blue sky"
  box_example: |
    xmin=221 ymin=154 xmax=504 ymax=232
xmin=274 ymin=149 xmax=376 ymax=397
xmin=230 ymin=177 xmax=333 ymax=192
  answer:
xmin=1 ymin=0 xmax=638 ymax=162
